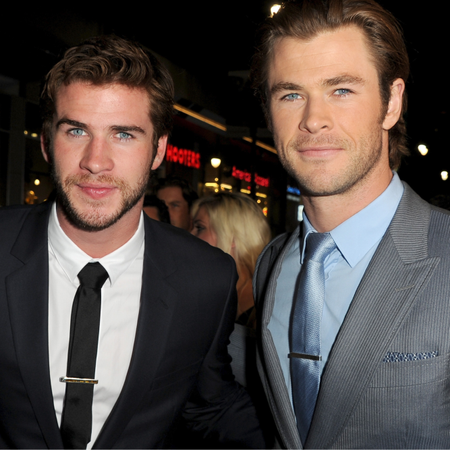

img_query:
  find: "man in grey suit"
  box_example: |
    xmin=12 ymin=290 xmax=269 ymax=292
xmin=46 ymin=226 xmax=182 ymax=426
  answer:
xmin=250 ymin=0 xmax=450 ymax=448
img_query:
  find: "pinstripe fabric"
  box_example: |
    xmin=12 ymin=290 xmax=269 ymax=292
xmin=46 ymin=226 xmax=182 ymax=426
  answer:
xmin=255 ymin=231 xmax=303 ymax=449
xmin=254 ymin=184 xmax=450 ymax=449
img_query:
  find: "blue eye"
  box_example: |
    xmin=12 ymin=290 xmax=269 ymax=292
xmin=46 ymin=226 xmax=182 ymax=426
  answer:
xmin=117 ymin=132 xmax=132 ymax=140
xmin=283 ymin=93 xmax=301 ymax=101
xmin=70 ymin=128 xmax=86 ymax=136
xmin=335 ymin=89 xmax=351 ymax=96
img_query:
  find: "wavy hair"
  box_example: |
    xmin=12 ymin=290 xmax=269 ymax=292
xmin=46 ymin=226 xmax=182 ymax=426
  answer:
xmin=250 ymin=0 xmax=410 ymax=169
xmin=191 ymin=192 xmax=271 ymax=276
xmin=40 ymin=35 xmax=174 ymax=154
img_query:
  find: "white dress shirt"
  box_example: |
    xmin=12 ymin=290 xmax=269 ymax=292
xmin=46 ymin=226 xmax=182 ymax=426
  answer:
xmin=47 ymin=203 xmax=144 ymax=448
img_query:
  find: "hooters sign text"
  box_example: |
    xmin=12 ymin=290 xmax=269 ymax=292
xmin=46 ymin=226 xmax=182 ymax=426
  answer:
xmin=166 ymin=144 xmax=201 ymax=169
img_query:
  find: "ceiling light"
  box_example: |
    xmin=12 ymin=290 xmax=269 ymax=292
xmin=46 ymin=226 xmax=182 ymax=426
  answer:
xmin=211 ymin=158 xmax=221 ymax=168
xmin=270 ymin=4 xmax=281 ymax=17
xmin=418 ymin=144 xmax=428 ymax=156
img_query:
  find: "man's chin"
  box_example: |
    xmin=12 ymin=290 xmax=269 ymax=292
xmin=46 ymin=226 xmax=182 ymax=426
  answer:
xmin=60 ymin=204 xmax=125 ymax=232
xmin=53 ymin=170 xmax=148 ymax=232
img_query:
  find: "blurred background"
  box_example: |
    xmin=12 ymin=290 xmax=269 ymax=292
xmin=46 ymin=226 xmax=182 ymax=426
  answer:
xmin=1 ymin=1 xmax=448 ymax=234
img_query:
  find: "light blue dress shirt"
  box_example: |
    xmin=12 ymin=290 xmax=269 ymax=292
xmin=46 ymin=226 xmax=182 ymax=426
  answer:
xmin=268 ymin=172 xmax=404 ymax=405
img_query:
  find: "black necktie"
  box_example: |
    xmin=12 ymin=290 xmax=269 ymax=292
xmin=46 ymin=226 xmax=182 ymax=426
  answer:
xmin=60 ymin=262 xmax=109 ymax=449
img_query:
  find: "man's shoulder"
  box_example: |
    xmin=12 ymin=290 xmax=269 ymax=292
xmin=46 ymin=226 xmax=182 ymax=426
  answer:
xmin=0 ymin=203 xmax=36 ymax=217
xmin=0 ymin=201 xmax=50 ymax=216
xmin=0 ymin=202 xmax=50 ymax=237
xmin=386 ymin=183 xmax=450 ymax=262
xmin=430 ymin=203 xmax=450 ymax=220
xmin=143 ymin=216 xmax=235 ymax=269
xmin=427 ymin=204 xmax=450 ymax=254
xmin=396 ymin=183 xmax=450 ymax=236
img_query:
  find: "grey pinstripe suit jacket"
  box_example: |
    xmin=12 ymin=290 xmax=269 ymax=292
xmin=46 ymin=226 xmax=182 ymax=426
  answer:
xmin=253 ymin=183 xmax=450 ymax=449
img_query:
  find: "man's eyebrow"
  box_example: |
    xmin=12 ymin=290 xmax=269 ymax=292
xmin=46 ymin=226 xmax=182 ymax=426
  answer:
xmin=321 ymin=75 xmax=365 ymax=87
xmin=56 ymin=118 xmax=86 ymax=129
xmin=270 ymin=82 xmax=304 ymax=96
xmin=111 ymin=125 xmax=146 ymax=135
xmin=269 ymin=75 xmax=365 ymax=96
xmin=55 ymin=120 xmax=146 ymax=135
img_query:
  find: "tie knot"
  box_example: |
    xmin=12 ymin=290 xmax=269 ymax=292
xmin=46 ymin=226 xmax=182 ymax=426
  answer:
xmin=78 ymin=262 xmax=109 ymax=289
xmin=304 ymin=232 xmax=336 ymax=264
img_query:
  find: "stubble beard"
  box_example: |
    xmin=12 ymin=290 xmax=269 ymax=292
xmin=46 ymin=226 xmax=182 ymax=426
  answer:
xmin=51 ymin=166 xmax=150 ymax=232
xmin=276 ymin=128 xmax=384 ymax=198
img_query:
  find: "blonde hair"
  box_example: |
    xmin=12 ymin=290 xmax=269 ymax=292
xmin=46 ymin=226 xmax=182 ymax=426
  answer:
xmin=192 ymin=192 xmax=271 ymax=276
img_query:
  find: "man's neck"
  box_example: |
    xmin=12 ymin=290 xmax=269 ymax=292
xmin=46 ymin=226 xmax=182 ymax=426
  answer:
xmin=56 ymin=204 xmax=142 ymax=258
xmin=302 ymin=167 xmax=393 ymax=233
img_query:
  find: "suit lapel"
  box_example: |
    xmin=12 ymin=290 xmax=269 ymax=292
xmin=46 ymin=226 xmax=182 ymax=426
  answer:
xmin=94 ymin=218 xmax=179 ymax=448
xmin=258 ymin=228 xmax=303 ymax=449
xmin=6 ymin=202 xmax=63 ymax=449
xmin=307 ymin=184 xmax=439 ymax=448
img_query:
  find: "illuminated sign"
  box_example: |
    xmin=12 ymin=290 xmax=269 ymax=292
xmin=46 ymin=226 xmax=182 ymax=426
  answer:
xmin=255 ymin=174 xmax=270 ymax=188
xmin=287 ymin=186 xmax=301 ymax=196
xmin=166 ymin=144 xmax=201 ymax=168
xmin=232 ymin=166 xmax=270 ymax=187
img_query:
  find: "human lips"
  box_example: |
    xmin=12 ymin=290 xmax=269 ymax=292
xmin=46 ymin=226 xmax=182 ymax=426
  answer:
xmin=64 ymin=174 xmax=121 ymax=200
xmin=291 ymin=135 xmax=347 ymax=157
xmin=77 ymin=183 xmax=117 ymax=199
xmin=297 ymin=146 xmax=343 ymax=158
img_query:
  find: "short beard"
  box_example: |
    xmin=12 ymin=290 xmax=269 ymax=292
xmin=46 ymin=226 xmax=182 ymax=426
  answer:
xmin=277 ymin=127 xmax=384 ymax=198
xmin=50 ymin=167 xmax=149 ymax=232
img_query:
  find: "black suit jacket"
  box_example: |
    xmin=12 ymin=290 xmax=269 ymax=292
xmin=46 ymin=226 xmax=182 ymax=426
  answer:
xmin=0 ymin=201 xmax=265 ymax=449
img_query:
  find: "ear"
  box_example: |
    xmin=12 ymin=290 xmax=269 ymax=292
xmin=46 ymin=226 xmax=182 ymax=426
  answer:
xmin=40 ymin=133 xmax=50 ymax=163
xmin=230 ymin=238 xmax=237 ymax=259
xmin=382 ymin=78 xmax=405 ymax=131
xmin=151 ymin=135 xmax=168 ymax=170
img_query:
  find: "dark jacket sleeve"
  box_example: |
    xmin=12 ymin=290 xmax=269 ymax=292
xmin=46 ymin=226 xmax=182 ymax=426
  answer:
xmin=180 ymin=256 xmax=270 ymax=448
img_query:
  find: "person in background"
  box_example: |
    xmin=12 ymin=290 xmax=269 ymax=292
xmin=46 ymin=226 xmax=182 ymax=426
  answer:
xmin=191 ymin=192 xmax=271 ymax=328
xmin=155 ymin=176 xmax=198 ymax=231
xmin=190 ymin=192 xmax=275 ymax=446
xmin=143 ymin=194 xmax=170 ymax=223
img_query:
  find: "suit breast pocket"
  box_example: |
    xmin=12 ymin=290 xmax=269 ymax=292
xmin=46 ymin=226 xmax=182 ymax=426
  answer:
xmin=345 ymin=352 xmax=450 ymax=447
xmin=370 ymin=351 xmax=449 ymax=387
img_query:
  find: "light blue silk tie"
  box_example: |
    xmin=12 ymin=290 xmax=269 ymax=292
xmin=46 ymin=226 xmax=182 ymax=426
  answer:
xmin=290 ymin=232 xmax=336 ymax=445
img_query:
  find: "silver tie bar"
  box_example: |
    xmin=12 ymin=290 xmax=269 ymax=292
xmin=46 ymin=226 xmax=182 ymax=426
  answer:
xmin=59 ymin=376 xmax=98 ymax=385
xmin=288 ymin=352 xmax=322 ymax=361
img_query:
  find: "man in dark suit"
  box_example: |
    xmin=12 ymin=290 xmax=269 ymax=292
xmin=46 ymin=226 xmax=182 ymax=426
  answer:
xmin=0 ymin=35 xmax=266 ymax=449
xmin=250 ymin=0 xmax=450 ymax=448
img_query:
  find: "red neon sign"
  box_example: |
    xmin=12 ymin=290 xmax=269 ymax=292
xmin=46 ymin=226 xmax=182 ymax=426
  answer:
xmin=232 ymin=166 xmax=269 ymax=187
xmin=166 ymin=144 xmax=201 ymax=168
xmin=232 ymin=166 xmax=251 ymax=182
xmin=255 ymin=174 xmax=270 ymax=188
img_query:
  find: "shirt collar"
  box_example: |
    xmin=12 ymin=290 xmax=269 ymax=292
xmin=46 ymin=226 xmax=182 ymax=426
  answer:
xmin=301 ymin=172 xmax=404 ymax=267
xmin=48 ymin=202 xmax=145 ymax=287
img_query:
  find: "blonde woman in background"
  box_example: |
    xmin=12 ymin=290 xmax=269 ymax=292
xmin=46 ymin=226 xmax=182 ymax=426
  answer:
xmin=191 ymin=192 xmax=271 ymax=329
xmin=190 ymin=192 xmax=275 ymax=444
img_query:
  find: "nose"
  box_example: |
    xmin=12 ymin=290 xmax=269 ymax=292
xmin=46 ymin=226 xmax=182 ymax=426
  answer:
xmin=80 ymin=137 xmax=114 ymax=174
xmin=299 ymin=96 xmax=332 ymax=134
